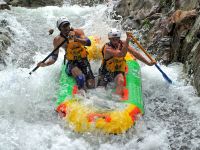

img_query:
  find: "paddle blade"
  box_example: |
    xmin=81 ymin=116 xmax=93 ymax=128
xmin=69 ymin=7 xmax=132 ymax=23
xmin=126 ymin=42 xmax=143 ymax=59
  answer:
xmin=155 ymin=64 xmax=172 ymax=84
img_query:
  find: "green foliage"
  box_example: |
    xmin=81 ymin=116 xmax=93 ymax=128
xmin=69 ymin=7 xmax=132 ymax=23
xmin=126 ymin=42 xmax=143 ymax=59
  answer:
xmin=142 ymin=19 xmax=151 ymax=30
xmin=160 ymin=0 xmax=172 ymax=8
xmin=160 ymin=0 xmax=166 ymax=6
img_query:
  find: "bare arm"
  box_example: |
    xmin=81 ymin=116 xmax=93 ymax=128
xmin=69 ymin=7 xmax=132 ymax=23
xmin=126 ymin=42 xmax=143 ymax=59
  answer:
xmin=104 ymin=35 xmax=130 ymax=59
xmin=128 ymin=46 xmax=156 ymax=66
xmin=37 ymin=36 xmax=63 ymax=67
xmin=71 ymin=29 xmax=90 ymax=46
xmin=104 ymin=44 xmax=127 ymax=58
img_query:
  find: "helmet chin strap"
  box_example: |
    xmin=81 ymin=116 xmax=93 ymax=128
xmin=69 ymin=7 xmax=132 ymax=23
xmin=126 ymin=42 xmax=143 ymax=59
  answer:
xmin=109 ymin=39 xmax=123 ymax=50
xmin=109 ymin=41 xmax=118 ymax=49
xmin=59 ymin=27 xmax=75 ymax=42
xmin=60 ymin=32 xmax=69 ymax=43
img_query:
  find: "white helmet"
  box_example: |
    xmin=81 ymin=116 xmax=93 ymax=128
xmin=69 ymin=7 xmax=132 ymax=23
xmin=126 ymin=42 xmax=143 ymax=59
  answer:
xmin=57 ymin=17 xmax=70 ymax=30
xmin=108 ymin=28 xmax=121 ymax=39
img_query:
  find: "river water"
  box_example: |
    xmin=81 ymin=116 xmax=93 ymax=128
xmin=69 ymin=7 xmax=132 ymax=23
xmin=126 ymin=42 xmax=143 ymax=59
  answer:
xmin=0 ymin=3 xmax=200 ymax=150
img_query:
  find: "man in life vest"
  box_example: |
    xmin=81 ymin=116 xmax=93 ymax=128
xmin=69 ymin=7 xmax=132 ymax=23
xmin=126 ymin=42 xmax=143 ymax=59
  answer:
xmin=37 ymin=17 xmax=95 ymax=90
xmin=98 ymin=29 xmax=156 ymax=96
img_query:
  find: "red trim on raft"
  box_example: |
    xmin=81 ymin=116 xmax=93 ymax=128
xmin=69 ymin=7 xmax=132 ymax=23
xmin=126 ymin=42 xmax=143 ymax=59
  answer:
xmin=124 ymin=65 xmax=128 ymax=86
xmin=129 ymin=107 xmax=141 ymax=121
xmin=121 ymin=88 xmax=129 ymax=100
xmin=56 ymin=103 xmax=67 ymax=117
xmin=88 ymin=113 xmax=111 ymax=122
xmin=121 ymin=65 xmax=129 ymax=100
xmin=72 ymin=85 xmax=78 ymax=95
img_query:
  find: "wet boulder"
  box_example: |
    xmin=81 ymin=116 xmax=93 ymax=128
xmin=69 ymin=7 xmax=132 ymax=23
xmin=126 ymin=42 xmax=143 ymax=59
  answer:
xmin=6 ymin=0 xmax=63 ymax=7
xmin=0 ymin=19 xmax=12 ymax=70
xmin=0 ymin=1 xmax=10 ymax=10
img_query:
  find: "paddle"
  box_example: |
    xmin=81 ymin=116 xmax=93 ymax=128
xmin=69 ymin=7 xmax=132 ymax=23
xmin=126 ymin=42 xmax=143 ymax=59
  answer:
xmin=128 ymin=32 xmax=172 ymax=84
xmin=29 ymin=38 xmax=67 ymax=75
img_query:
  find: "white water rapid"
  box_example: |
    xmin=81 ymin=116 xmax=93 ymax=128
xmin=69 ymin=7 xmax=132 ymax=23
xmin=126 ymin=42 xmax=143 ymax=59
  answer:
xmin=0 ymin=3 xmax=200 ymax=150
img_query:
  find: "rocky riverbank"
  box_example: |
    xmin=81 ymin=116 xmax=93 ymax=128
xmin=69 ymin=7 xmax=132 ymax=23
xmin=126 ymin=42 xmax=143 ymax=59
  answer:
xmin=114 ymin=0 xmax=200 ymax=95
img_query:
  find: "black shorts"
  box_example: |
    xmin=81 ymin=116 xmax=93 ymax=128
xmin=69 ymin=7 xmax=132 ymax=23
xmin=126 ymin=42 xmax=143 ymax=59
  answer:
xmin=66 ymin=58 xmax=95 ymax=81
xmin=98 ymin=66 xmax=124 ymax=86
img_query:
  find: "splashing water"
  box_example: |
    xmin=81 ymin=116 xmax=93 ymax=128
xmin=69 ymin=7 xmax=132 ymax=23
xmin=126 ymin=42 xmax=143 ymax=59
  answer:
xmin=0 ymin=3 xmax=200 ymax=150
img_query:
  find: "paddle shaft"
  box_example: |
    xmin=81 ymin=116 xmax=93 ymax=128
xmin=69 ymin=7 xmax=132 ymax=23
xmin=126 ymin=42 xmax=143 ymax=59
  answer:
xmin=29 ymin=38 xmax=67 ymax=75
xmin=130 ymin=35 xmax=155 ymax=62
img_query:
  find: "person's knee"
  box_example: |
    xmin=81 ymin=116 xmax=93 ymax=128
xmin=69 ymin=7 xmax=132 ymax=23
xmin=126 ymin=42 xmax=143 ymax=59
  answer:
xmin=71 ymin=67 xmax=82 ymax=77
xmin=116 ymin=76 xmax=124 ymax=86
xmin=75 ymin=74 xmax=85 ymax=89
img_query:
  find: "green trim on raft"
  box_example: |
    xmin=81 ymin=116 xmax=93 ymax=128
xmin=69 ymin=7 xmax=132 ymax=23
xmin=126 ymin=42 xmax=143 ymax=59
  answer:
xmin=124 ymin=60 xmax=144 ymax=114
xmin=56 ymin=60 xmax=144 ymax=114
xmin=56 ymin=64 xmax=76 ymax=106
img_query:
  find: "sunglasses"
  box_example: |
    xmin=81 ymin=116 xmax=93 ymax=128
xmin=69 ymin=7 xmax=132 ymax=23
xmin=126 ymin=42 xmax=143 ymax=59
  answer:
xmin=60 ymin=23 xmax=70 ymax=31
xmin=110 ymin=37 xmax=120 ymax=41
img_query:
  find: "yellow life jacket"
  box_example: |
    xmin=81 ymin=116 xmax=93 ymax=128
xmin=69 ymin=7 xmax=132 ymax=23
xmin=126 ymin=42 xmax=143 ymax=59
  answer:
xmin=106 ymin=57 xmax=126 ymax=73
xmin=65 ymin=40 xmax=88 ymax=61
xmin=102 ymin=42 xmax=126 ymax=73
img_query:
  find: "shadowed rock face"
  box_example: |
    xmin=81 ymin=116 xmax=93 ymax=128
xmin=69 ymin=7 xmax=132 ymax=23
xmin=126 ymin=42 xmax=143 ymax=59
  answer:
xmin=0 ymin=1 xmax=10 ymax=10
xmin=5 ymin=0 xmax=105 ymax=7
xmin=69 ymin=0 xmax=105 ymax=6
